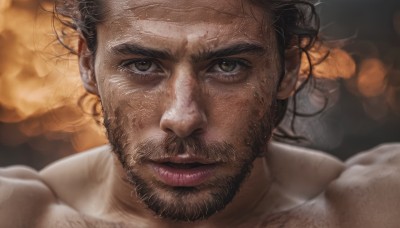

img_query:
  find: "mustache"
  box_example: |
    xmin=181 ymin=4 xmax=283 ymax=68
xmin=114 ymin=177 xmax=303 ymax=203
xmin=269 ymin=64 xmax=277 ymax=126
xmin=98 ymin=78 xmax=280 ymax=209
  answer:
xmin=131 ymin=134 xmax=237 ymax=163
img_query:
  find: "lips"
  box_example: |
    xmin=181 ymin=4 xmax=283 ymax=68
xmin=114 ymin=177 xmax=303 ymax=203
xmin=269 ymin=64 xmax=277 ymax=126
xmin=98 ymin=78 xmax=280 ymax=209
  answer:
xmin=148 ymin=157 xmax=217 ymax=187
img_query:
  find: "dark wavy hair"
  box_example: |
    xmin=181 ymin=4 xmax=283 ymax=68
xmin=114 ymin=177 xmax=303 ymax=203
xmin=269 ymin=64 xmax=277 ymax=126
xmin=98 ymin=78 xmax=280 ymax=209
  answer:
xmin=53 ymin=0 xmax=320 ymax=141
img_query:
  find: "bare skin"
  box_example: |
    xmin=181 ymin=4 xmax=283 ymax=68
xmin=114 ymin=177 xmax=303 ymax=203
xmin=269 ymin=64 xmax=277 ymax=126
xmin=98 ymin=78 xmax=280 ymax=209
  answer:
xmin=0 ymin=143 xmax=343 ymax=228
xmin=2 ymin=0 xmax=400 ymax=227
xmin=2 ymin=143 xmax=400 ymax=227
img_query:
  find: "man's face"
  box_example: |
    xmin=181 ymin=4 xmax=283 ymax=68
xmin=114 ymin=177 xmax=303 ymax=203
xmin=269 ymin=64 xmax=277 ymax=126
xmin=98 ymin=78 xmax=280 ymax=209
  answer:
xmin=90 ymin=0 xmax=281 ymax=222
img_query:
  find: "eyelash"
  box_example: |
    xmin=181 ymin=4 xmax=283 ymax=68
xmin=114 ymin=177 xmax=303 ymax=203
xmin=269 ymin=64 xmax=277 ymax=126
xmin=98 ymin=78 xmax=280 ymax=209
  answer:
xmin=206 ymin=58 xmax=251 ymax=82
xmin=118 ymin=59 xmax=164 ymax=80
xmin=119 ymin=59 xmax=158 ymax=71
xmin=118 ymin=58 xmax=251 ymax=82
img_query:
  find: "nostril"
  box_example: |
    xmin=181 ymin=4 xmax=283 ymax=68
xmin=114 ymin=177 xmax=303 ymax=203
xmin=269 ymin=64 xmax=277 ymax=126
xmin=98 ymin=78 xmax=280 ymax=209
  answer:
xmin=163 ymin=127 xmax=175 ymax=134
xmin=191 ymin=128 xmax=205 ymax=136
xmin=160 ymin=107 xmax=207 ymax=138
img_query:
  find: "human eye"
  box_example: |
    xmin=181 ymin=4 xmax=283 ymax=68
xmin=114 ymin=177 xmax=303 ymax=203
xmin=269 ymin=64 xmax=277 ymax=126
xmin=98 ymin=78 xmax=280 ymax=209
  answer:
xmin=118 ymin=59 xmax=165 ymax=81
xmin=206 ymin=58 xmax=251 ymax=82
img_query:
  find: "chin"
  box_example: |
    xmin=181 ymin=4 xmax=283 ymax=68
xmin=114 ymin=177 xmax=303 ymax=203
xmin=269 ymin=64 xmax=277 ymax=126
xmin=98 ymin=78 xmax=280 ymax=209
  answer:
xmin=103 ymin=106 xmax=273 ymax=221
xmin=124 ymin=161 xmax=254 ymax=222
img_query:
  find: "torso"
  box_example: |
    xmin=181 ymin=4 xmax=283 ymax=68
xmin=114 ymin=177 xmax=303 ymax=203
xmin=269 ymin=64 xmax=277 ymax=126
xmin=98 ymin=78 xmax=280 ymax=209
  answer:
xmin=2 ymin=142 xmax=400 ymax=228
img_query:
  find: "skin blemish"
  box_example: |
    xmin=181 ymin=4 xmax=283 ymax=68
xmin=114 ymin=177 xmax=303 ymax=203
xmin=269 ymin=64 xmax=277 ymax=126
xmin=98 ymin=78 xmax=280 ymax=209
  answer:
xmin=91 ymin=0 xmax=285 ymax=222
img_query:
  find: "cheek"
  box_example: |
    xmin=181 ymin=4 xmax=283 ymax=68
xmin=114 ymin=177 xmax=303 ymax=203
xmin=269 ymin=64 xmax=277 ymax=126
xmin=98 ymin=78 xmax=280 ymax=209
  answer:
xmin=252 ymin=68 xmax=279 ymax=116
xmin=98 ymin=76 xmax=162 ymax=136
xmin=206 ymin=84 xmax=273 ymax=142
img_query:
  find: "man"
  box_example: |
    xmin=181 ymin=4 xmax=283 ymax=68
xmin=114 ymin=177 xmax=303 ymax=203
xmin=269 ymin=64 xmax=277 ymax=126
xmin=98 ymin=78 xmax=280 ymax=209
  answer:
xmin=1 ymin=0 xmax=400 ymax=227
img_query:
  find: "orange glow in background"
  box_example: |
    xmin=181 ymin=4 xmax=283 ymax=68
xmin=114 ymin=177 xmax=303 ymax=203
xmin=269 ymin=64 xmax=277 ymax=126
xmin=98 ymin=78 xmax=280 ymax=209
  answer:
xmin=1 ymin=0 xmax=106 ymax=167
xmin=1 ymin=0 xmax=399 ymax=167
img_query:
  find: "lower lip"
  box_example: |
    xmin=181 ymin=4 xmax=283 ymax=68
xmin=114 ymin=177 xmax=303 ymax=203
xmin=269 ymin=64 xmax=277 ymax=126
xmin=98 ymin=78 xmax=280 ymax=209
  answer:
xmin=149 ymin=163 xmax=216 ymax=187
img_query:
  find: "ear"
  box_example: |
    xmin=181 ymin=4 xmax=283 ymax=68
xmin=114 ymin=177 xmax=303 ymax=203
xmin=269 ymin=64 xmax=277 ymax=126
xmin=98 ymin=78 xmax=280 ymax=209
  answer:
xmin=78 ymin=37 xmax=99 ymax=95
xmin=276 ymin=48 xmax=301 ymax=100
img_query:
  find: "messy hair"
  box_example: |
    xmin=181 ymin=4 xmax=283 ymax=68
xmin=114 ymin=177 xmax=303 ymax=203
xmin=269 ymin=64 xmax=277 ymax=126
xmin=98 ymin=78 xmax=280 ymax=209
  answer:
xmin=53 ymin=0 xmax=320 ymax=141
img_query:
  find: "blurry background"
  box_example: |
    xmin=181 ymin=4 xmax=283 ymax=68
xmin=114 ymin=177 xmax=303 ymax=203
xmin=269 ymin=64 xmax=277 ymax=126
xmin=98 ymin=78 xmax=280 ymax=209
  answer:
xmin=0 ymin=0 xmax=399 ymax=169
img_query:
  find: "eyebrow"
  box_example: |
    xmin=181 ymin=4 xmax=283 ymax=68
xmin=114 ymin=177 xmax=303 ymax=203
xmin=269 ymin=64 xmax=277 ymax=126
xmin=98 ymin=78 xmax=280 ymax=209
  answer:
xmin=192 ymin=43 xmax=266 ymax=62
xmin=111 ymin=43 xmax=172 ymax=60
xmin=110 ymin=42 xmax=266 ymax=61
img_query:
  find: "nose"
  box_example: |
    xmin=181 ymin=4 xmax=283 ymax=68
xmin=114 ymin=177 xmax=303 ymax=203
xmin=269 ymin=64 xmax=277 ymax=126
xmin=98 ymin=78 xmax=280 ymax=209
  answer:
xmin=160 ymin=68 xmax=207 ymax=138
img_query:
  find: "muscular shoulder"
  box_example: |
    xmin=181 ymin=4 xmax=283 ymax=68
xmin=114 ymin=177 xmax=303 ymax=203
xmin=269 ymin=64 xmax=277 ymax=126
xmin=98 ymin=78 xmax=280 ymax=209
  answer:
xmin=0 ymin=165 xmax=56 ymax=228
xmin=326 ymin=143 xmax=400 ymax=227
xmin=265 ymin=143 xmax=400 ymax=227
xmin=39 ymin=145 xmax=113 ymax=212
xmin=267 ymin=142 xmax=344 ymax=200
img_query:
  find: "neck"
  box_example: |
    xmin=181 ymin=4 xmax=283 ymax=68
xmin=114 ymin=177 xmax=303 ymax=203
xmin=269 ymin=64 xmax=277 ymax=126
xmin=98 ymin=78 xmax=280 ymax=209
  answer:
xmin=104 ymin=154 xmax=277 ymax=227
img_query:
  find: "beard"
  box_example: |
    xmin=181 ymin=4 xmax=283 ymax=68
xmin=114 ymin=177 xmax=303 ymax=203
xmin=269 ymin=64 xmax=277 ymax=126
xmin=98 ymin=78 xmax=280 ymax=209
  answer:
xmin=103 ymin=103 xmax=274 ymax=222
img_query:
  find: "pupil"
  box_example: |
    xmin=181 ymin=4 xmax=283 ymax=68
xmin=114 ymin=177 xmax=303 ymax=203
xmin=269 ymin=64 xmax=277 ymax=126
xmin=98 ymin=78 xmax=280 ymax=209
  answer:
xmin=135 ymin=61 xmax=151 ymax=71
xmin=219 ymin=61 xmax=236 ymax=72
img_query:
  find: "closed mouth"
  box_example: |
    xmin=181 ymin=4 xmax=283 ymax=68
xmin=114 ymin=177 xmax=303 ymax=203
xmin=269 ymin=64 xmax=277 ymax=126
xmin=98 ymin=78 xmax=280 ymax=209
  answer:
xmin=148 ymin=158 xmax=218 ymax=187
xmin=160 ymin=162 xmax=215 ymax=169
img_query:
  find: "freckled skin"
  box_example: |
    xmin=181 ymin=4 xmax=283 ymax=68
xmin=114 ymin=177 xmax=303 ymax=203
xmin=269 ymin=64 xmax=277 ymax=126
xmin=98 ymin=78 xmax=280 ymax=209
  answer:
xmin=94 ymin=0 xmax=280 ymax=222
xmin=2 ymin=0 xmax=400 ymax=227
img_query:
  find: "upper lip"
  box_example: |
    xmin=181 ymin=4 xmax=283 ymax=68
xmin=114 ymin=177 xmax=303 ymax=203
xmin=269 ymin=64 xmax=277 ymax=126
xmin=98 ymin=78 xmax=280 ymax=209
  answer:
xmin=150 ymin=155 xmax=217 ymax=165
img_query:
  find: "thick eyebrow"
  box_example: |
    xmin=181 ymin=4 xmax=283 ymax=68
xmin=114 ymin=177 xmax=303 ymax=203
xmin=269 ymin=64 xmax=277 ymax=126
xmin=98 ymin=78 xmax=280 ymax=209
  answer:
xmin=192 ymin=43 xmax=266 ymax=62
xmin=110 ymin=42 xmax=265 ymax=61
xmin=110 ymin=43 xmax=172 ymax=60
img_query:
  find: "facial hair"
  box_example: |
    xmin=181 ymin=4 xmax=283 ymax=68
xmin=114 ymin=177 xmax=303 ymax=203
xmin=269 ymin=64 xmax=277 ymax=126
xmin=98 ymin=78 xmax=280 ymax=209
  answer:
xmin=103 ymin=102 xmax=274 ymax=222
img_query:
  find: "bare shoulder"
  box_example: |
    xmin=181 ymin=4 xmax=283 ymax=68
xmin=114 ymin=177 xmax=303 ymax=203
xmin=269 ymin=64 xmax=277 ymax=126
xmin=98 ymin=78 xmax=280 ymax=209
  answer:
xmin=325 ymin=143 xmax=400 ymax=227
xmin=264 ymin=143 xmax=400 ymax=227
xmin=39 ymin=144 xmax=113 ymax=212
xmin=0 ymin=145 xmax=124 ymax=228
xmin=267 ymin=142 xmax=344 ymax=199
xmin=0 ymin=165 xmax=56 ymax=228
xmin=345 ymin=142 xmax=400 ymax=166
xmin=40 ymin=144 xmax=112 ymax=181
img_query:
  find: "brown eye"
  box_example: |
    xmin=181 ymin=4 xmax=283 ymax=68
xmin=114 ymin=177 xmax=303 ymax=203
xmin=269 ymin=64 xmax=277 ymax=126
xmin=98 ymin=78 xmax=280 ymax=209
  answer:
xmin=218 ymin=60 xmax=238 ymax=72
xmin=135 ymin=60 xmax=153 ymax=71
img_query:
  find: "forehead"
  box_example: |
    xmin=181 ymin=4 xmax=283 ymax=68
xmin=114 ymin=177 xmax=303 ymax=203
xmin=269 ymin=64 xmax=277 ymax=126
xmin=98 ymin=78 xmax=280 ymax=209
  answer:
xmin=103 ymin=0 xmax=266 ymax=20
xmin=98 ymin=0 xmax=272 ymax=54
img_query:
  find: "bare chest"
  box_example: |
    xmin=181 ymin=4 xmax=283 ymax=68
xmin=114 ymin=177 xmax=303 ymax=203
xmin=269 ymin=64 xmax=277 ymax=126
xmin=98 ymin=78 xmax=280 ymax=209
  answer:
xmin=39 ymin=211 xmax=325 ymax=228
xmin=38 ymin=201 xmax=332 ymax=228
xmin=40 ymin=215 xmax=127 ymax=228
xmin=49 ymin=219 xmax=125 ymax=228
xmin=257 ymin=211 xmax=329 ymax=228
xmin=36 ymin=204 xmax=133 ymax=228
xmin=44 ymin=216 xmax=323 ymax=228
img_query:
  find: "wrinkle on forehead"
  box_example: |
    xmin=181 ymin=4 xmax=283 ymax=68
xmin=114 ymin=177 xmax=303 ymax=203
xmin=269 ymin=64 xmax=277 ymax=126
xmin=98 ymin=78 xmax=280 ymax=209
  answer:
xmin=97 ymin=0 xmax=275 ymax=61
xmin=104 ymin=0 xmax=265 ymax=24
xmin=101 ymin=20 xmax=267 ymax=59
